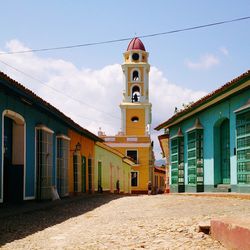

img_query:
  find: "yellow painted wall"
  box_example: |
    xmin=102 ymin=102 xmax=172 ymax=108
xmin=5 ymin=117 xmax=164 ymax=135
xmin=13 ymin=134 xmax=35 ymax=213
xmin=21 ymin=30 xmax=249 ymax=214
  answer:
xmin=114 ymin=146 xmax=150 ymax=192
xmin=126 ymin=108 xmax=145 ymax=136
xmin=123 ymin=51 xmax=148 ymax=63
xmin=94 ymin=143 xmax=132 ymax=194
xmin=94 ymin=144 xmax=121 ymax=193
xmin=123 ymin=52 xmax=130 ymax=63
xmin=122 ymin=161 xmax=132 ymax=194
xmin=141 ymin=53 xmax=148 ymax=63
xmin=68 ymin=129 xmax=95 ymax=194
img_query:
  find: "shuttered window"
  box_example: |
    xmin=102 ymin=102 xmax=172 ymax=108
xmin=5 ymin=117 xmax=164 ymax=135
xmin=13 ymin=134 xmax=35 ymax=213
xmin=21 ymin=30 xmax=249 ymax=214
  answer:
xmin=236 ymin=111 xmax=250 ymax=184
xmin=131 ymin=171 xmax=138 ymax=186
xmin=36 ymin=127 xmax=53 ymax=200
xmin=170 ymin=135 xmax=184 ymax=190
xmin=73 ymin=154 xmax=79 ymax=192
xmin=56 ymin=136 xmax=69 ymax=197
xmin=187 ymin=130 xmax=204 ymax=188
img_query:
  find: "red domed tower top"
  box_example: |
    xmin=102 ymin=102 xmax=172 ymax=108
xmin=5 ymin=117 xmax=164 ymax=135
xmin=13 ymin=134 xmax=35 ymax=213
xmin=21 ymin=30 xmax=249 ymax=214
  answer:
xmin=127 ymin=37 xmax=146 ymax=51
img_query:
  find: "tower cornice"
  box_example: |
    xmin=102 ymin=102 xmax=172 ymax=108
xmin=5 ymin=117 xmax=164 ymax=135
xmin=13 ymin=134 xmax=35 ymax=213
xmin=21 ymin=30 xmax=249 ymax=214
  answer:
xmin=120 ymin=102 xmax=152 ymax=108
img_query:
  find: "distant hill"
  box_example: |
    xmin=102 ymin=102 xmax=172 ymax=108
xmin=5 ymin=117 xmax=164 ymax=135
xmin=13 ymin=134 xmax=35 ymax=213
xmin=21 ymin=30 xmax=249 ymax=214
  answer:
xmin=155 ymin=159 xmax=165 ymax=166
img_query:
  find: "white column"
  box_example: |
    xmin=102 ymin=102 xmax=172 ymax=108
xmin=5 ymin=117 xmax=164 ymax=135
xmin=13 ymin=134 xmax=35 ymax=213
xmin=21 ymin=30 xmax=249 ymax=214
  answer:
xmin=121 ymin=107 xmax=126 ymax=133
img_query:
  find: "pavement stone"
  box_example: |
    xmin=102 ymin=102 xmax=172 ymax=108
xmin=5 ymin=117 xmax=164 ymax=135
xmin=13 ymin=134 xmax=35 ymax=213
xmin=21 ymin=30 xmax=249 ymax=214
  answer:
xmin=0 ymin=194 xmax=250 ymax=249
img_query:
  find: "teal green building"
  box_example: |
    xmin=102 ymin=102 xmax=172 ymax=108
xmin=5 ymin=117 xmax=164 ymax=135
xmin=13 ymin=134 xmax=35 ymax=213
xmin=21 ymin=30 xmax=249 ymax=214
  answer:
xmin=155 ymin=70 xmax=250 ymax=193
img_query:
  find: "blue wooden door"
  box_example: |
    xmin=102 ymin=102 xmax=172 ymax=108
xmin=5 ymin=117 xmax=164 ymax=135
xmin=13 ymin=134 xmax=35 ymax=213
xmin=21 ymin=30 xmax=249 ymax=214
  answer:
xmin=4 ymin=117 xmax=23 ymax=202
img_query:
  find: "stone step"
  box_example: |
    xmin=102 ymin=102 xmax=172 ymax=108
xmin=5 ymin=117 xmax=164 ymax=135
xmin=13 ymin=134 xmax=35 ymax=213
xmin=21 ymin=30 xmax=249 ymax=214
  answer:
xmin=213 ymin=185 xmax=231 ymax=192
xmin=211 ymin=218 xmax=250 ymax=249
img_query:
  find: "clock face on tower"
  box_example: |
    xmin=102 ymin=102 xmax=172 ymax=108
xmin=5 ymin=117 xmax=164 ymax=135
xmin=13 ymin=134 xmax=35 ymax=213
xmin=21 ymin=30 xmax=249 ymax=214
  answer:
xmin=132 ymin=53 xmax=139 ymax=61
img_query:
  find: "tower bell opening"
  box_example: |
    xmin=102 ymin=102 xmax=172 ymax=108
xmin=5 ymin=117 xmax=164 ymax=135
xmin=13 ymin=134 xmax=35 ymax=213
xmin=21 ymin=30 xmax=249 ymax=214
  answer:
xmin=132 ymin=86 xmax=140 ymax=103
xmin=132 ymin=70 xmax=139 ymax=81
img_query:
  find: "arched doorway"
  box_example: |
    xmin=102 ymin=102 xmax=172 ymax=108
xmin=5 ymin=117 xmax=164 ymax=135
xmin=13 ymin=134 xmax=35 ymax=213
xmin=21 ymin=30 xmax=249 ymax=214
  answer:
xmin=2 ymin=110 xmax=25 ymax=203
xmin=214 ymin=118 xmax=230 ymax=185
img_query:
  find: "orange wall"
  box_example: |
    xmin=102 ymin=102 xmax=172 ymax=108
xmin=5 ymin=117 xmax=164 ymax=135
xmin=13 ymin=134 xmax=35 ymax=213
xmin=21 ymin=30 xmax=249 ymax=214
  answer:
xmin=68 ymin=129 xmax=95 ymax=194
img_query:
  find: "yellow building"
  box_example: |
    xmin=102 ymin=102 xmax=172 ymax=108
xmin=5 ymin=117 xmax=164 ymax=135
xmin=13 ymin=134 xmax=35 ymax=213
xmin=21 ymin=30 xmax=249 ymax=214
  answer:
xmin=94 ymin=142 xmax=133 ymax=194
xmin=99 ymin=38 xmax=154 ymax=193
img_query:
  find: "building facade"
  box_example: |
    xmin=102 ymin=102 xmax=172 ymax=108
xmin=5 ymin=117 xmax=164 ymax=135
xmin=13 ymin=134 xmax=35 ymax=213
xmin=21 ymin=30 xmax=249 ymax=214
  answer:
xmin=94 ymin=142 xmax=132 ymax=194
xmin=153 ymin=166 xmax=166 ymax=194
xmin=68 ymin=129 xmax=97 ymax=195
xmin=158 ymin=133 xmax=170 ymax=192
xmin=99 ymin=38 xmax=154 ymax=193
xmin=0 ymin=71 xmax=102 ymax=203
xmin=155 ymin=71 xmax=250 ymax=193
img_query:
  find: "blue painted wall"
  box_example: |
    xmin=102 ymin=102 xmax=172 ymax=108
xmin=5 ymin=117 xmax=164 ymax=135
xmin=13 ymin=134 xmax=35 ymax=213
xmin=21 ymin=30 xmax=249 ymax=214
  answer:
xmin=169 ymin=88 xmax=250 ymax=189
xmin=0 ymin=91 xmax=69 ymax=200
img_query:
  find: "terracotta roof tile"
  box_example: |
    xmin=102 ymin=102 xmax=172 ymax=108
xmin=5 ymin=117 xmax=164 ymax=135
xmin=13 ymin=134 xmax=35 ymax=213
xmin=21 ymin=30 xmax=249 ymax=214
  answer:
xmin=154 ymin=166 xmax=166 ymax=173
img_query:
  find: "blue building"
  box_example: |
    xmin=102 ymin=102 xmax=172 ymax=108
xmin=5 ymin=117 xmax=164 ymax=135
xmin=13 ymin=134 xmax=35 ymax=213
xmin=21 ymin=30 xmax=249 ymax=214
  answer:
xmin=155 ymin=70 xmax=250 ymax=193
xmin=0 ymin=71 xmax=101 ymax=203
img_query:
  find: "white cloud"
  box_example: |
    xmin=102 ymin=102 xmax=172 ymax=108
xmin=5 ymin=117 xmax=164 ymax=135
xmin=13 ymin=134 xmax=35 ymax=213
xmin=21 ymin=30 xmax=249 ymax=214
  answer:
xmin=149 ymin=67 xmax=206 ymax=159
xmin=0 ymin=40 xmax=206 ymax=160
xmin=185 ymin=54 xmax=219 ymax=70
xmin=220 ymin=47 xmax=229 ymax=56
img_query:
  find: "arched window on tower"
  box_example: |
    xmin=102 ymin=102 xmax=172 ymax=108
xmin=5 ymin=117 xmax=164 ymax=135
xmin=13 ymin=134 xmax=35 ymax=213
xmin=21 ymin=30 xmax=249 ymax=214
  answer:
xmin=132 ymin=86 xmax=140 ymax=103
xmin=132 ymin=70 xmax=139 ymax=81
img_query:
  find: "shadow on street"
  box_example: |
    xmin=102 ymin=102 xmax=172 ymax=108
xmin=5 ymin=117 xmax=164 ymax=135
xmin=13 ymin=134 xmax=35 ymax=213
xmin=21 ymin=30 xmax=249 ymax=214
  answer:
xmin=0 ymin=194 xmax=123 ymax=246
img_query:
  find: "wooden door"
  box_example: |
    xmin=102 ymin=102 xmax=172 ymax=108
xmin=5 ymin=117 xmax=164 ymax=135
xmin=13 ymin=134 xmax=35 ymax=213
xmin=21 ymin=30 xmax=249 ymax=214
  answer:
xmin=220 ymin=119 xmax=230 ymax=184
xmin=82 ymin=156 xmax=86 ymax=192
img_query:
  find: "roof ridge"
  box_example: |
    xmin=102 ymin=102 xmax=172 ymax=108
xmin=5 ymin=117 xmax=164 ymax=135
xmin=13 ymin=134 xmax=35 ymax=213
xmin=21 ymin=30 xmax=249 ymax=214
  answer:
xmin=155 ymin=70 xmax=250 ymax=130
xmin=0 ymin=70 xmax=102 ymax=142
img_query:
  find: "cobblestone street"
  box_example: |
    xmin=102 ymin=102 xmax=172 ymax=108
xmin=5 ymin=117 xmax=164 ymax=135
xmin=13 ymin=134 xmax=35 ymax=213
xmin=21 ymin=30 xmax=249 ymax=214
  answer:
xmin=1 ymin=194 xmax=250 ymax=249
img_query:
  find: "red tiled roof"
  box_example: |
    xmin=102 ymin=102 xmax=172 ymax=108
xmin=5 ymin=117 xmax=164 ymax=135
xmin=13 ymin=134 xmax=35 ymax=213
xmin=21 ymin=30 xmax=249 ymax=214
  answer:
xmin=155 ymin=70 xmax=250 ymax=131
xmin=0 ymin=71 xmax=103 ymax=142
xmin=127 ymin=37 xmax=146 ymax=51
xmin=154 ymin=166 xmax=166 ymax=174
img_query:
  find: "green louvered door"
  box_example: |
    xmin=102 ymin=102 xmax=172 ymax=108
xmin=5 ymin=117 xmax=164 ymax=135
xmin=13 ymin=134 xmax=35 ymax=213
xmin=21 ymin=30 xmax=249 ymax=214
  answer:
xmin=220 ymin=119 xmax=230 ymax=184
xmin=178 ymin=137 xmax=185 ymax=192
xmin=171 ymin=138 xmax=178 ymax=186
xmin=188 ymin=130 xmax=204 ymax=192
xmin=236 ymin=111 xmax=250 ymax=184
xmin=98 ymin=161 xmax=102 ymax=192
xmin=170 ymin=136 xmax=184 ymax=193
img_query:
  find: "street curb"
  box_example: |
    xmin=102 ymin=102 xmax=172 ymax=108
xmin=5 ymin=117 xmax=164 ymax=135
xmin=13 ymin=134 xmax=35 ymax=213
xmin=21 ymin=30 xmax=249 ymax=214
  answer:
xmin=168 ymin=192 xmax=250 ymax=200
xmin=211 ymin=218 xmax=250 ymax=250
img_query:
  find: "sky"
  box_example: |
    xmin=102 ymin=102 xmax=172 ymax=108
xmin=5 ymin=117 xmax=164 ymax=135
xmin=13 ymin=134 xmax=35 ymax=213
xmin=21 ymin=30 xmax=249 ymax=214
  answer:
xmin=0 ymin=1 xmax=249 ymax=160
